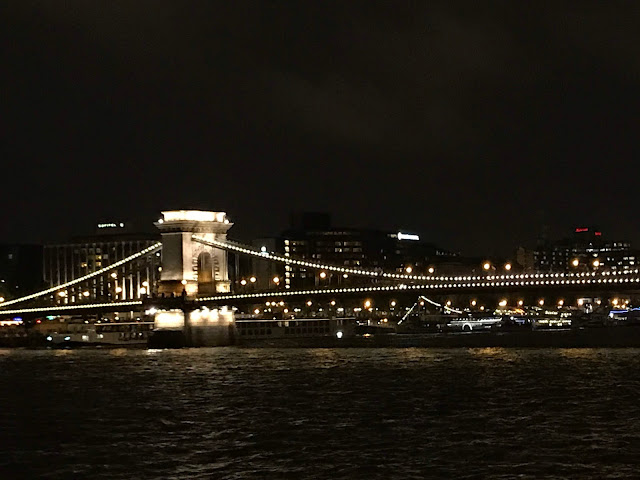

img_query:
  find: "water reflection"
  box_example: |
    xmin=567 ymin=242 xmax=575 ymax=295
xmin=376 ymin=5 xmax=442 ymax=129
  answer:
xmin=468 ymin=347 xmax=521 ymax=362
xmin=2 ymin=348 xmax=640 ymax=480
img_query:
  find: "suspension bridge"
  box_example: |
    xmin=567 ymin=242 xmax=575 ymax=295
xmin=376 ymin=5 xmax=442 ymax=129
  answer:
xmin=1 ymin=210 xmax=639 ymax=319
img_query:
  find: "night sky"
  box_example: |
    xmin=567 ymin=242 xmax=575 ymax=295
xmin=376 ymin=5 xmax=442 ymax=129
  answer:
xmin=2 ymin=2 xmax=639 ymax=256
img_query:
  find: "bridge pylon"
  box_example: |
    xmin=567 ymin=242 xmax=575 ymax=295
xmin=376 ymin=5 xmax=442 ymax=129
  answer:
xmin=155 ymin=210 xmax=233 ymax=297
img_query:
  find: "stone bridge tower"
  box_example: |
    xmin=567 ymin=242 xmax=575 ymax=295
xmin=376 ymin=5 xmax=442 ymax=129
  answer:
xmin=155 ymin=210 xmax=233 ymax=297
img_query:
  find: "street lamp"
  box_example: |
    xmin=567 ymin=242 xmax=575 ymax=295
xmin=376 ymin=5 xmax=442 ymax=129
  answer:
xmin=428 ymin=267 xmax=435 ymax=274
xmin=592 ymin=259 xmax=600 ymax=268
xmin=504 ymin=263 xmax=512 ymax=271
xmin=240 ymin=279 xmax=247 ymax=286
xmin=249 ymin=276 xmax=257 ymax=283
xmin=483 ymin=262 xmax=491 ymax=271
xmin=571 ymin=259 xmax=580 ymax=267
xmin=405 ymin=266 xmax=413 ymax=274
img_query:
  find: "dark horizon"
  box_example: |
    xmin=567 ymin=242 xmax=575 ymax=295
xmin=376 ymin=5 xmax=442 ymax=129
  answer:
xmin=2 ymin=2 xmax=639 ymax=257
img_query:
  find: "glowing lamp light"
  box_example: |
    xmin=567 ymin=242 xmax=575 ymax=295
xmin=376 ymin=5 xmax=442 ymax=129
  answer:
xmin=428 ymin=267 xmax=435 ymax=274
xmin=518 ymin=300 xmax=524 ymax=307
xmin=82 ymin=291 xmax=90 ymax=297
xmin=250 ymin=276 xmax=257 ymax=283
xmin=405 ymin=266 xmax=413 ymax=274
xmin=612 ymin=298 xmax=619 ymax=306
xmin=572 ymin=259 xmax=580 ymax=267
xmin=578 ymin=299 xmax=584 ymax=306
xmin=471 ymin=300 xmax=477 ymax=306
xmin=181 ymin=280 xmax=188 ymax=285
xmin=115 ymin=287 xmax=122 ymax=293
xmin=558 ymin=299 xmax=564 ymax=306
xmin=539 ymin=299 xmax=545 ymax=306
xmin=483 ymin=262 xmax=491 ymax=271
xmin=306 ymin=300 xmax=313 ymax=307
xmin=240 ymin=279 xmax=247 ymax=286
xmin=498 ymin=299 xmax=507 ymax=307
xmin=139 ymin=287 xmax=147 ymax=295
xmin=58 ymin=291 xmax=67 ymax=297
xmin=390 ymin=300 xmax=397 ymax=307
xmin=364 ymin=300 xmax=372 ymax=309
xmin=142 ymin=281 xmax=149 ymax=287
xmin=272 ymin=276 xmax=280 ymax=284
xmin=593 ymin=259 xmax=600 ymax=268
xmin=336 ymin=331 xmax=344 ymax=339
xmin=110 ymin=272 xmax=118 ymax=279
xmin=504 ymin=263 xmax=512 ymax=271
xmin=343 ymin=273 xmax=349 ymax=279
xmin=319 ymin=272 xmax=327 ymax=279
xmin=446 ymin=300 xmax=452 ymax=307
xmin=254 ymin=308 xmax=260 ymax=315
xmin=331 ymin=300 xmax=336 ymax=306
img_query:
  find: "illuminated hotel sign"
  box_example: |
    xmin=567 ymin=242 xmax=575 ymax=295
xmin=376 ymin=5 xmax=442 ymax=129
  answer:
xmin=98 ymin=223 xmax=124 ymax=228
xmin=397 ymin=232 xmax=420 ymax=241
xmin=575 ymin=227 xmax=602 ymax=236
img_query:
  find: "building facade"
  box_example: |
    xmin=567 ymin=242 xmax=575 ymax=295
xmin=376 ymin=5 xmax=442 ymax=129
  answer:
xmin=534 ymin=227 xmax=638 ymax=273
xmin=237 ymin=213 xmax=458 ymax=291
xmin=43 ymin=223 xmax=161 ymax=304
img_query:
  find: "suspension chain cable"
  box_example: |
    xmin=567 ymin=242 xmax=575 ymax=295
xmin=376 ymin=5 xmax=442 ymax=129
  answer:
xmin=0 ymin=243 xmax=162 ymax=308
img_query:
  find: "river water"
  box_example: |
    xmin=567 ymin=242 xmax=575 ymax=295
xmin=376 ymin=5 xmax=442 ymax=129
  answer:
xmin=2 ymin=347 xmax=640 ymax=479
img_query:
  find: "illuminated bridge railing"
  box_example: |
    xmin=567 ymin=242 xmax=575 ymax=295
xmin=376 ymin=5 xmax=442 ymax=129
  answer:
xmin=0 ymin=301 xmax=144 ymax=316
xmin=197 ymin=273 xmax=640 ymax=303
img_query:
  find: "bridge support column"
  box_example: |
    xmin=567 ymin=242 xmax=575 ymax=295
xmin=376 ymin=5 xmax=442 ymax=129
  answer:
xmin=155 ymin=210 xmax=233 ymax=297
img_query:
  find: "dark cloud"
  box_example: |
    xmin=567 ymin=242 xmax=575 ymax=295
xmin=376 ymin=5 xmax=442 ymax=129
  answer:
xmin=1 ymin=2 xmax=639 ymax=255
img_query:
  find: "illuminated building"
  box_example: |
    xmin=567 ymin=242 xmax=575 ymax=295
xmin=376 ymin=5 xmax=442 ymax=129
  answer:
xmin=43 ymin=222 xmax=161 ymax=304
xmin=534 ymin=227 xmax=637 ymax=273
xmin=244 ymin=212 xmax=457 ymax=290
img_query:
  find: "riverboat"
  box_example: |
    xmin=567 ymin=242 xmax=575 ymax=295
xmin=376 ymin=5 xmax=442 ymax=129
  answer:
xmin=46 ymin=322 xmax=154 ymax=347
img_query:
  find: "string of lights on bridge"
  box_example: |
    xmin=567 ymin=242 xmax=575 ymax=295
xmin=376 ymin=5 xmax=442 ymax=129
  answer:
xmin=0 ymin=243 xmax=162 ymax=308
xmin=193 ymin=236 xmax=640 ymax=285
xmin=0 ymin=301 xmax=143 ymax=316
xmin=2 ymin=236 xmax=640 ymax=315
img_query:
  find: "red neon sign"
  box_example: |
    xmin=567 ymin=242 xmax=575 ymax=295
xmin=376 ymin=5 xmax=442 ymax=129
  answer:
xmin=575 ymin=228 xmax=588 ymax=233
xmin=595 ymin=232 xmax=602 ymax=236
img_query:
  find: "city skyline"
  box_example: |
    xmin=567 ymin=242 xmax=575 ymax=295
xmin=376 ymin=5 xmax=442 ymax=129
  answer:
xmin=2 ymin=3 xmax=639 ymax=256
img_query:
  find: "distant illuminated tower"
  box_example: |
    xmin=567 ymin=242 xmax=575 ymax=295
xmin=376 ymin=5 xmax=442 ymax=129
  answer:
xmin=155 ymin=210 xmax=233 ymax=297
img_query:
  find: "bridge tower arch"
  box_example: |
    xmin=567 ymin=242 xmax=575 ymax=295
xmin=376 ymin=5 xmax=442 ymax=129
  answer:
xmin=155 ymin=210 xmax=233 ymax=297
